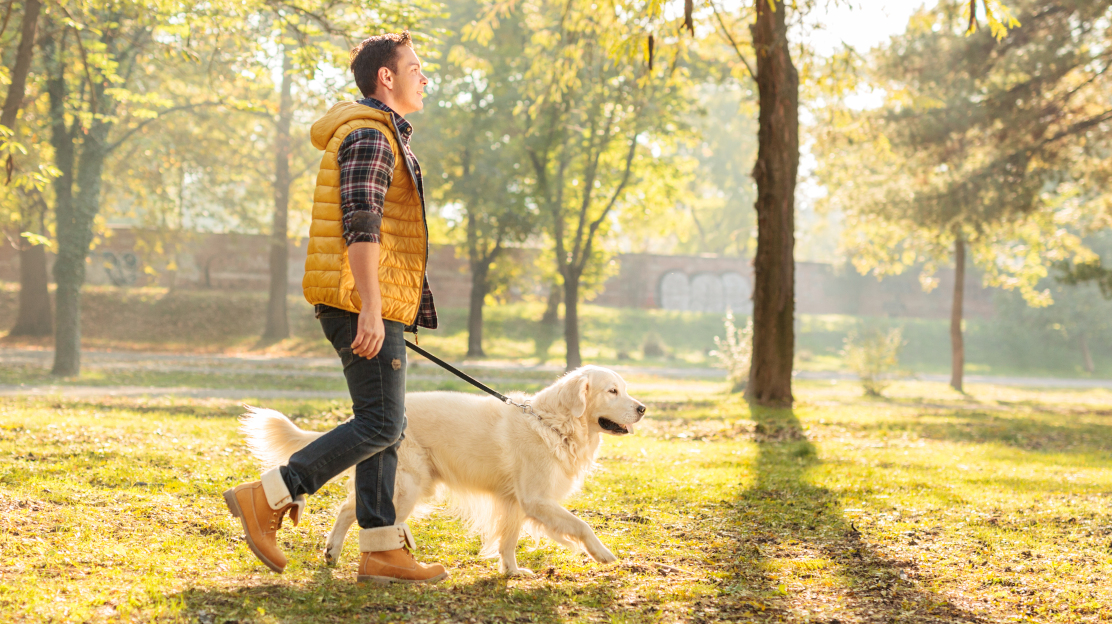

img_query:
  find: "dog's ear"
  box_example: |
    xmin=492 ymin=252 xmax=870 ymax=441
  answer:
xmin=534 ymin=370 xmax=589 ymax=419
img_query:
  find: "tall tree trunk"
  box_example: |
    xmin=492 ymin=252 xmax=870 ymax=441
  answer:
xmin=950 ymin=232 xmax=966 ymax=392
xmin=52 ymin=119 xmax=110 ymax=377
xmin=745 ymin=0 xmax=798 ymax=407
xmin=42 ymin=28 xmax=77 ymax=373
xmin=4 ymin=0 xmax=52 ymax=337
xmin=564 ymin=272 xmax=581 ymax=371
xmin=1079 ymin=331 xmax=1094 ymax=374
xmin=466 ymin=260 xmax=491 ymax=358
xmin=262 ymin=46 xmax=293 ymax=344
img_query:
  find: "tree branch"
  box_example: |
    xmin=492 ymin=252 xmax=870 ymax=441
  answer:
xmin=105 ymin=101 xmax=223 ymax=153
xmin=711 ymin=1 xmax=755 ymax=82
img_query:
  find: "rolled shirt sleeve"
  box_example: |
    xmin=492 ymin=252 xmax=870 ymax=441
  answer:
xmin=336 ymin=127 xmax=395 ymax=246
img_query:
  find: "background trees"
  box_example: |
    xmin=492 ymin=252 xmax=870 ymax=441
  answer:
xmin=816 ymin=0 xmax=1111 ymax=391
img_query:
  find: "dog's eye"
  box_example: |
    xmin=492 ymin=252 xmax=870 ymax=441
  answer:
xmin=609 ymin=388 xmax=618 ymax=395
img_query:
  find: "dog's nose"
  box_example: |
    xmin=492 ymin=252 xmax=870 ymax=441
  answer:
xmin=636 ymin=404 xmax=646 ymax=416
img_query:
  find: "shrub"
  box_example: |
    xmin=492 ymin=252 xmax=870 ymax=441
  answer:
xmin=641 ymin=332 xmax=666 ymax=358
xmin=842 ymin=326 xmax=904 ymax=397
xmin=710 ymin=312 xmax=752 ymax=393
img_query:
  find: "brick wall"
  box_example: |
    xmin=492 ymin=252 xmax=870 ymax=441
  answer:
xmin=0 ymin=230 xmax=996 ymax=318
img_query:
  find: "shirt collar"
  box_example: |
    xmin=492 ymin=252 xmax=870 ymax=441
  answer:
xmin=359 ymin=97 xmax=413 ymax=143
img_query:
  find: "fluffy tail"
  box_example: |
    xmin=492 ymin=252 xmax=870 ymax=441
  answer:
xmin=238 ymin=406 xmax=322 ymax=469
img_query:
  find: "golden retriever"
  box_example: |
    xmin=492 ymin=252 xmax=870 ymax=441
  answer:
xmin=238 ymin=365 xmax=646 ymax=575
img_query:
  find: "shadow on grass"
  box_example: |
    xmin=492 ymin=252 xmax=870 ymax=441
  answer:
xmin=170 ymin=568 xmax=630 ymax=623
xmin=711 ymin=407 xmax=986 ymax=623
xmin=856 ymin=408 xmax=1112 ymax=456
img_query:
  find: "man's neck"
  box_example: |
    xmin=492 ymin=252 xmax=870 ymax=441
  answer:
xmin=367 ymin=93 xmax=409 ymax=118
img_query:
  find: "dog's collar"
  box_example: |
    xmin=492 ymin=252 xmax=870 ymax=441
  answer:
xmin=516 ymin=401 xmax=573 ymax=448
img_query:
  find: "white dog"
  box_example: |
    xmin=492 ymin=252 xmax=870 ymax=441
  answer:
xmin=238 ymin=365 xmax=646 ymax=575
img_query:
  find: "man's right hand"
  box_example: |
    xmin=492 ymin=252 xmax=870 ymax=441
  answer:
xmin=352 ymin=306 xmax=386 ymax=359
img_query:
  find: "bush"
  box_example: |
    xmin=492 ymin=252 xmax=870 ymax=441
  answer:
xmin=710 ymin=312 xmax=752 ymax=393
xmin=842 ymin=326 xmax=904 ymax=397
xmin=641 ymin=332 xmax=667 ymax=358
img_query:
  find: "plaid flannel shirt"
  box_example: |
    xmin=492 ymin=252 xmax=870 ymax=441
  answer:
xmin=336 ymin=97 xmax=437 ymax=331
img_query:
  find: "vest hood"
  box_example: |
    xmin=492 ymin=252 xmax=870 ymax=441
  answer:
xmin=310 ymin=102 xmax=393 ymax=150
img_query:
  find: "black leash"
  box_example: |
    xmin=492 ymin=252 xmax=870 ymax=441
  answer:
xmin=404 ymin=339 xmax=533 ymax=413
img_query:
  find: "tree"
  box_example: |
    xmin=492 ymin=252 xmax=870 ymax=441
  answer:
xmin=2 ymin=0 xmax=52 ymax=337
xmin=815 ymin=0 xmax=1106 ymax=392
xmin=417 ymin=0 xmax=536 ymax=358
xmin=38 ymin=0 xmax=249 ymax=375
xmin=506 ymin=0 xmax=693 ymax=371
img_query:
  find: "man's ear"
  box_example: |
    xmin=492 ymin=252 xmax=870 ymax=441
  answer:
xmin=377 ymin=66 xmax=393 ymax=93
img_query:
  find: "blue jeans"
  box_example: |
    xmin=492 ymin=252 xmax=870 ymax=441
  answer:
xmin=280 ymin=306 xmax=406 ymax=529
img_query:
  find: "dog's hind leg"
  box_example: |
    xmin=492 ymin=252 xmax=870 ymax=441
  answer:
xmin=522 ymin=499 xmax=617 ymax=564
xmin=493 ymin=499 xmax=530 ymax=576
xmin=324 ymin=481 xmax=357 ymax=566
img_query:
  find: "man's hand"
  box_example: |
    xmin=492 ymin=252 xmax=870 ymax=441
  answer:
xmin=353 ymin=305 xmax=386 ymax=359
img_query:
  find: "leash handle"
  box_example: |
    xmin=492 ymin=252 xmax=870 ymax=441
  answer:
xmin=404 ymin=339 xmax=513 ymax=405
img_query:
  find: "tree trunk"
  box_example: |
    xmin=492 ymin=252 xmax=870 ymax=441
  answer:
xmin=0 ymin=0 xmax=40 ymax=130
xmin=564 ymin=273 xmax=581 ymax=371
xmin=466 ymin=260 xmax=491 ymax=358
xmin=541 ymin=281 xmax=562 ymax=326
xmin=9 ymin=235 xmax=52 ymax=336
xmin=745 ymin=0 xmax=798 ymax=407
xmin=4 ymin=0 xmax=52 ymax=337
xmin=950 ymin=233 xmax=966 ymax=392
xmin=42 ymin=28 xmax=77 ymax=373
xmin=52 ymin=119 xmax=110 ymax=377
xmin=262 ymin=46 xmax=293 ymax=344
xmin=1079 ymin=331 xmax=1094 ymax=374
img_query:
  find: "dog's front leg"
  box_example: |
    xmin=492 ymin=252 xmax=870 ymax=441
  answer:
xmin=324 ymin=485 xmax=357 ymax=565
xmin=522 ymin=499 xmax=617 ymax=564
xmin=494 ymin=501 xmax=531 ymax=576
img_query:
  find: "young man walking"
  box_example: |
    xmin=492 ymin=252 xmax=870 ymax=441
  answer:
xmin=224 ymin=32 xmax=445 ymax=584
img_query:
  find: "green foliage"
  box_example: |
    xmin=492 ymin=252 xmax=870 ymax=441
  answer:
xmin=841 ymin=325 xmax=904 ymax=397
xmin=816 ymin=0 xmax=1112 ymax=306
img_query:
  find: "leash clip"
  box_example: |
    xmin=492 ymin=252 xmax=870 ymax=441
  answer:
xmin=504 ymin=397 xmax=535 ymax=415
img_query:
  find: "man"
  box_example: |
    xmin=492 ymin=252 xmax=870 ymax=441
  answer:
xmin=223 ymin=32 xmax=446 ymax=584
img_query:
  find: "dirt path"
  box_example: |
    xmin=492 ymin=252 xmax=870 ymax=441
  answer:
xmin=4 ymin=347 xmax=1112 ymax=395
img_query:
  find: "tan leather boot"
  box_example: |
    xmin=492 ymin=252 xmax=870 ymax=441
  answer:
xmin=357 ymin=524 xmax=447 ymax=584
xmin=223 ymin=468 xmax=305 ymax=573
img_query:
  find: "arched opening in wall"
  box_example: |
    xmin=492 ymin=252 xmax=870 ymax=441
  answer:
xmin=722 ymin=272 xmax=752 ymax=313
xmin=690 ymin=274 xmax=725 ymax=313
xmin=659 ymin=271 xmax=690 ymax=310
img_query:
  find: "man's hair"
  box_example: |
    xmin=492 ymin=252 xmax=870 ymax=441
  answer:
xmin=350 ymin=31 xmax=413 ymax=98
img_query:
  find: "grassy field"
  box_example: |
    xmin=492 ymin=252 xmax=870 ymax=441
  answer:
xmin=1 ymin=375 xmax=1110 ymax=623
xmin=2 ymin=283 xmax=1109 ymax=378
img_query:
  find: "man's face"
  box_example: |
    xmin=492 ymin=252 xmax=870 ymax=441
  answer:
xmin=382 ymin=46 xmax=427 ymax=116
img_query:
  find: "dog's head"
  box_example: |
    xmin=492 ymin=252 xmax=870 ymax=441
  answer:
xmin=533 ymin=365 xmax=646 ymax=436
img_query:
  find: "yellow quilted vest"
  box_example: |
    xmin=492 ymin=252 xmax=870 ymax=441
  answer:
xmin=302 ymin=102 xmax=428 ymax=324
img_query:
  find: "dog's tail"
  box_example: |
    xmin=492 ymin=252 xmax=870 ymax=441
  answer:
xmin=238 ymin=406 xmax=322 ymax=468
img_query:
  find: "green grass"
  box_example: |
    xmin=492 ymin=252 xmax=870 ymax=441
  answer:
xmin=2 ymin=378 xmax=1111 ymax=622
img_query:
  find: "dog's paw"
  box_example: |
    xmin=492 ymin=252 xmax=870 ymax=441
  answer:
xmin=505 ymin=567 xmax=534 ymax=577
xmin=591 ymin=546 xmax=618 ymax=564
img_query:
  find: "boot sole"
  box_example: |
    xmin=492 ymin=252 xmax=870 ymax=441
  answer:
xmin=223 ymin=488 xmax=285 ymax=574
xmin=356 ymin=571 xmax=448 ymax=585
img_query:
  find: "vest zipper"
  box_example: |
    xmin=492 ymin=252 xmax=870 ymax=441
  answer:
xmin=390 ymin=116 xmax=429 ymax=328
